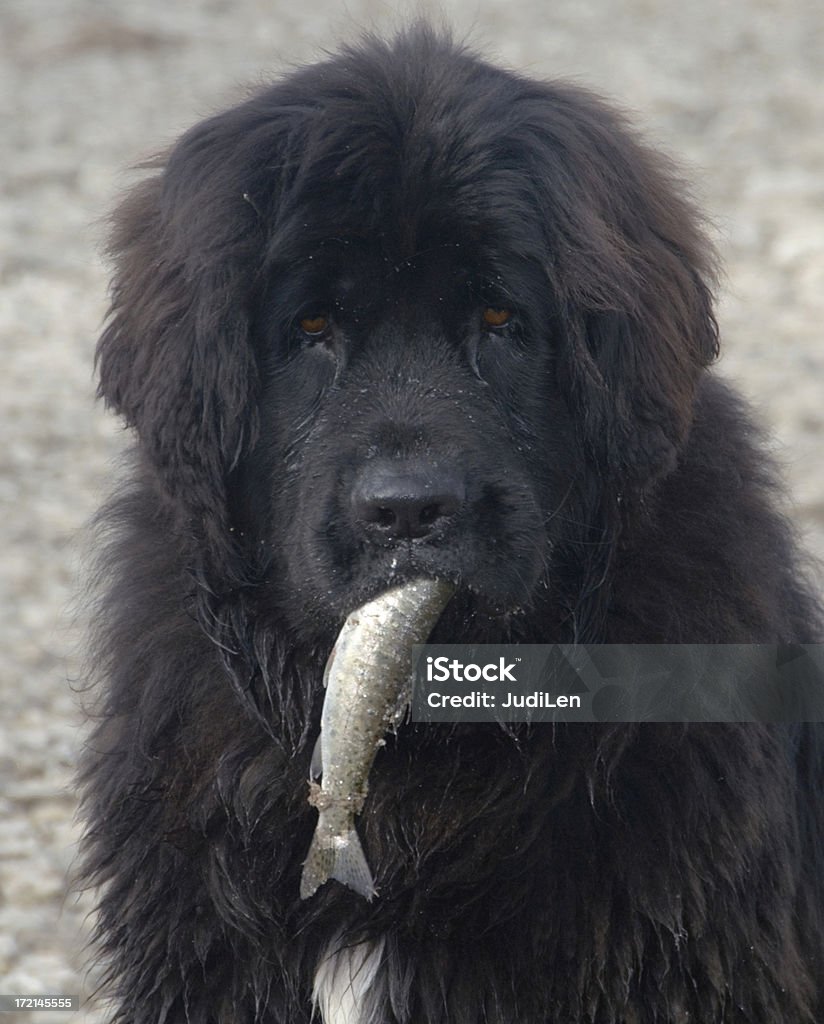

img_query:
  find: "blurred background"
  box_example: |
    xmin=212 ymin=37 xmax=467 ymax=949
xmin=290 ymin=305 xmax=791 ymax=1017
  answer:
xmin=1 ymin=0 xmax=822 ymax=1019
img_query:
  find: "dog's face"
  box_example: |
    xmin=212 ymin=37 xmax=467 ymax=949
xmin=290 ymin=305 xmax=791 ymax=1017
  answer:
xmin=237 ymin=230 xmax=578 ymax=629
xmin=96 ymin=29 xmax=719 ymax=642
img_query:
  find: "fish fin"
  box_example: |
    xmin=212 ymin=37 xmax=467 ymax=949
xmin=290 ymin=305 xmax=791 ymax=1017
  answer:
xmin=299 ymin=825 xmax=377 ymax=902
xmin=300 ymin=826 xmax=336 ymax=900
xmin=389 ymin=679 xmax=413 ymax=732
xmin=310 ymin=733 xmax=323 ymax=780
xmin=322 ymin=641 xmax=337 ymax=689
xmin=331 ymin=829 xmax=377 ymax=901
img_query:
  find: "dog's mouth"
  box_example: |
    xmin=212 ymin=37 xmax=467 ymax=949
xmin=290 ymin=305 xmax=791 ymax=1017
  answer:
xmin=340 ymin=545 xmax=528 ymax=636
xmin=276 ymin=452 xmax=549 ymax=639
xmin=296 ymin=500 xmax=548 ymax=639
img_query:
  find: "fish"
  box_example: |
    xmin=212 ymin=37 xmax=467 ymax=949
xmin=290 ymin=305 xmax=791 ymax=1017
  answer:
xmin=299 ymin=578 xmax=455 ymax=901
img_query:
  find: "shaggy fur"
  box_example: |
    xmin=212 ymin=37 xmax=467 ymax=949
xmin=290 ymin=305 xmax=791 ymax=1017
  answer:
xmin=80 ymin=26 xmax=824 ymax=1023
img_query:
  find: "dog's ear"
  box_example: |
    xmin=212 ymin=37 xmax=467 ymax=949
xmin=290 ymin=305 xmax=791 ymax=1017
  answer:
xmin=96 ymin=108 xmax=270 ymax=554
xmin=532 ymin=84 xmax=719 ymax=488
xmin=562 ymin=250 xmax=719 ymax=488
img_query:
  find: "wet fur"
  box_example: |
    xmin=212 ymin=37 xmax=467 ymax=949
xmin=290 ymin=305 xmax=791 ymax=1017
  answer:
xmin=80 ymin=26 xmax=824 ymax=1023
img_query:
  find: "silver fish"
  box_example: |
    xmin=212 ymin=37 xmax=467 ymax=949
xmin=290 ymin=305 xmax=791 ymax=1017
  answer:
xmin=300 ymin=578 xmax=455 ymax=901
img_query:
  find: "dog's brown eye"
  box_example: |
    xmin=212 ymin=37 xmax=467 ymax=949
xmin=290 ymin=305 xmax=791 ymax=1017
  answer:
xmin=300 ymin=315 xmax=330 ymax=336
xmin=482 ymin=307 xmax=512 ymax=329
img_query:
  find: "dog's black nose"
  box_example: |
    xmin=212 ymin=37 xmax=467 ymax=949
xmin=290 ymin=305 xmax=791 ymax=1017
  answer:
xmin=351 ymin=461 xmax=465 ymax=541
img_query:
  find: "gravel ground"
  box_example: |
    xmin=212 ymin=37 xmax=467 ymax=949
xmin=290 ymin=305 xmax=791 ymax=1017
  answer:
xmin=1 ymin=1 xmax=822 ymax=1020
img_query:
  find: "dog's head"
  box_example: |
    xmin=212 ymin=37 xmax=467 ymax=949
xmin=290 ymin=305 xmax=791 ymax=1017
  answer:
xmin=97 ymin=27 xmax=718 ymax=635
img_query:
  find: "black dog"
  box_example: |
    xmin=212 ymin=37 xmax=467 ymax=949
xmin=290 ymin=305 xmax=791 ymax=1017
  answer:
xmin=80 ymin=25 xmax=824 ymax=1023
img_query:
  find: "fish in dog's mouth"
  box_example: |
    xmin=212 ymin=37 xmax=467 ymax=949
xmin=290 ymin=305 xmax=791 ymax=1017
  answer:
xmin=301 ymin=578 xmax=456 ymax=900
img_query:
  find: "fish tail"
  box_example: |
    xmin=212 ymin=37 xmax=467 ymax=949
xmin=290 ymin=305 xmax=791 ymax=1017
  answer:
xmin=300 ymin=821 xmax=377 ymax=901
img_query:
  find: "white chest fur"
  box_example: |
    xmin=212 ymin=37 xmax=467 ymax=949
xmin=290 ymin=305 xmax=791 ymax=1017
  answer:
xmin=313 ymin=936 xmax=385 ymax=1024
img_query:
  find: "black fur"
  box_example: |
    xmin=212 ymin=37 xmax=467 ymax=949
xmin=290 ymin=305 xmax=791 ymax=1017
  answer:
xmin=80 ymin=26 xmax=824 ymax=1023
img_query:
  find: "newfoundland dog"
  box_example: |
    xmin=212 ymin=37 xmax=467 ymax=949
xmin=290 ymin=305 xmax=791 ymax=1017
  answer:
xmin=80 ymin=25 xmax=824 ymax=1024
